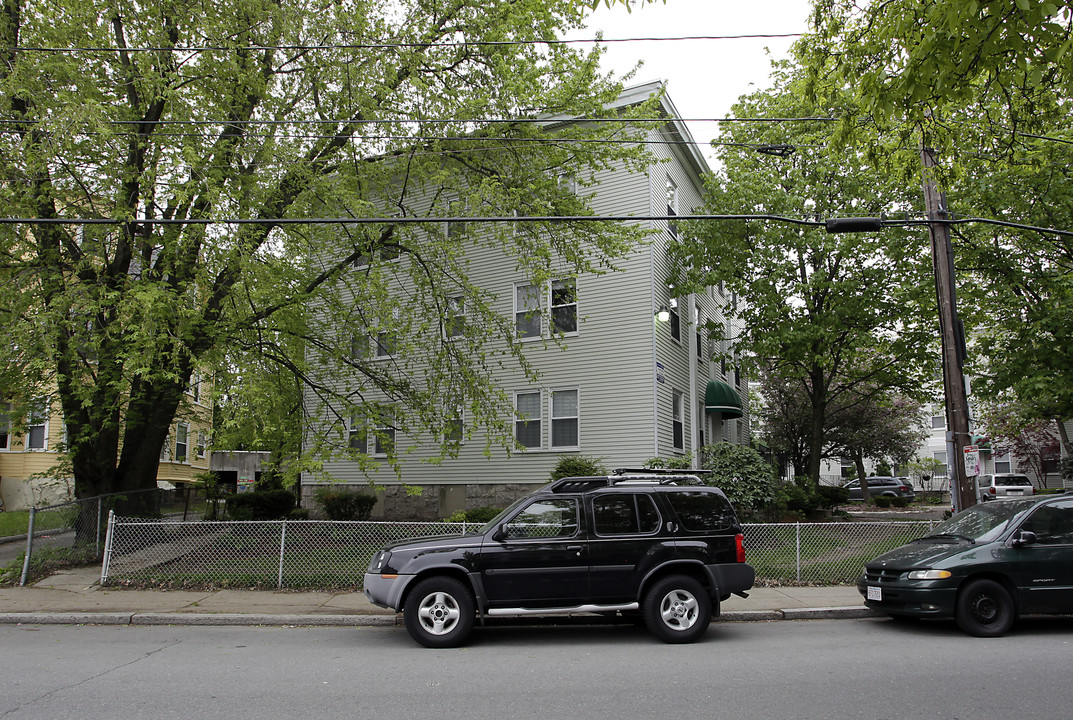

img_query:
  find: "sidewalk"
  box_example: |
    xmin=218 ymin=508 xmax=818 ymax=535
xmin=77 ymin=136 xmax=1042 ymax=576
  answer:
xmin=0 ymin=565 xmax=877 ymax=627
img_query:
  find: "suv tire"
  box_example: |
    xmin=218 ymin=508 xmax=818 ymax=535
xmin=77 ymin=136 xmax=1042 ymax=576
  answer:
xmin=403 ymin=576 xmax=475 ymax=648
xmin=955 ymin=579 xmax=1014 ymax=637
xmin=643 ymin=575 xmax=712 ymax=644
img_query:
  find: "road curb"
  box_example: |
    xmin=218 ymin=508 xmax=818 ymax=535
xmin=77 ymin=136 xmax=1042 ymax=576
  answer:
xmin=0 ymin=608 xmax=873 ymax=627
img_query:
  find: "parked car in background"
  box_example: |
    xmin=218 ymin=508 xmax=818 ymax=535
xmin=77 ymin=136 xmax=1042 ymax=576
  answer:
xmin=363 ymin=470 xmax=755 ymax=647
xmin=842 ymin=477 xmax=916 ymax=501
xmin=858 ymin=492 xmax=1073 ymax=636
xmin=976 ymin=474 xmax=1034 ymax=502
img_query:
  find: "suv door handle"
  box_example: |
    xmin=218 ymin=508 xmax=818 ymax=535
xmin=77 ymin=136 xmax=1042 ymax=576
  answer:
xmin=567 ymin=545 xmax=583 ymax=556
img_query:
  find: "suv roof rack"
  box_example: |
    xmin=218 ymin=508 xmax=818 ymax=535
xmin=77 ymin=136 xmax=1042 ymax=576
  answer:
xmin=612 ymin=467 xmax=712 ymax=476
xmin=546 ymin=470 xmax=707 ymax=493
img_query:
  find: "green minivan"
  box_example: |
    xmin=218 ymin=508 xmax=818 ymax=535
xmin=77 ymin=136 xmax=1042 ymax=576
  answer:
xmin=858 ymin=493 xmax=1073 ymax=636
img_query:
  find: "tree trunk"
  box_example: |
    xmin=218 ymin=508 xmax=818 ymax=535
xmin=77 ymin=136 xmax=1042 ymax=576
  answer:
xmin=854 ymin=449 xmax=871 ymax=503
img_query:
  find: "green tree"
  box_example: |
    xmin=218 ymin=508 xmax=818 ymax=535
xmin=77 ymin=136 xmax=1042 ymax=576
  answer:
xmin=675 ymin=62 xmax=936 ymax=487
xmin=0 ymin=0 xmax=657 ymax=512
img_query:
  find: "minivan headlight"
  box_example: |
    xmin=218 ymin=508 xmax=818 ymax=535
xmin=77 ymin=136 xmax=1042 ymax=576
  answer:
xmin=907 ymin=569 xmax=952 ymax=580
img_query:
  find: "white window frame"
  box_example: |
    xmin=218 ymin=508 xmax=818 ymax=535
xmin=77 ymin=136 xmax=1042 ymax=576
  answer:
xmin=550 ymin=388 xmax=580 ymax=449
xmin=549 ymin=278 xmax=578 ymax=336
xmin=444 ymin=400 xmax=465 ymax=445
xmin=371 ymin=408 xmax=395 ymax=457
xmin=669 ymin=297 xmax=681 ymax=342
xmin=515 ymin=283 xmax=543 ymax=340
xmin=666 ymin=175 xmax=678 ymax=239
xmin=196 ymin=431 xmax=207 ymax=459
xmin=26 ymin=398 xmax=48 ymax=451
xmin=445 ymin=295 xmax=466 ymax=339
xmin=515 ymin=390 xmax=542 ymax=449
xmin=175 ymin=423 xmax=189 ymax=463
xmin=348 ymin=413 xmax=367 ymax=453
xmin=671 ymin=390 xmax=684 ymax=452
xmin=0 ymin=401 xmax=11 ymax=451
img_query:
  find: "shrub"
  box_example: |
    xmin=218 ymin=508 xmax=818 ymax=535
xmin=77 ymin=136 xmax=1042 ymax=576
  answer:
xmin=314 ymin=487 xmax=378 ymax=521
xmin=288 ymin=508 xmax=311 ymax=520
xmin=225 ymin=489 xmax=296 ymax=520
xmin=444 ymin=506 xmax=503 ymax=524
xmin=891 ymin=496 xmax=910 ymax=508
xmin=550 ymin=455 xmax=608 ymax=481
xmin=698 ymin=443 xmax=781 ymax=514
xmin=873 ymin=496 xmax=892 ymax=508
xmin=815 ymin=484 xmax=850 ymax=508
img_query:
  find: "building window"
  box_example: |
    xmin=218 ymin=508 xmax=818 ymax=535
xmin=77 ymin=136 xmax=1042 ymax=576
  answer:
xmin=351 ymin=334 xmax=370 ymax=360
xmin=551 ymin=389 xmax=579 ymax=448
xmin=931 ymin=414 xmax=945 ymax=430
xmin=666 ymin=176 xmax=678 ymax=239
xmin=933 ymin=451 xmax=947 ymax=479
xmin=374 ymin=332 xmax=396 ymax=358
xmin=669 ymin=298 xmax=680 ymax=342
xmin=672 ymin=390 xmax=684 ymax=451
xmin=697 ymin=400 xmax=706 ymax=449
xmin=26 ymin=398 xmax=47 ymax=450
xmin=348 ymin=414 xmax=367 ymax=453
xmin=694 ymin=307 xmax=703 ymax=358
xmin=447 ymin=220 xmax=465 ymax=240
xmin=0 ymin=402 xmax=10 ymax=450
xmin=196 ymin=432 xmax=207 ymax=459
xmin=994 ymin=453 xmax=1012 ymax=474
xmin=160 ymin=434 xmax=171 ymax=461
xmin=445 ymin=295 xmax=466 ymax=338
xmin=175 ymin=423 xmax=189 ymax=462
xmin=515 ymin=391 xmax=541 ymax=449
xmin=372 ymin=408 xmax=395 ymax=456
xmin=550 ymin=278 xmax=577 ymax=334
xmin=188 ymin=374 xmax=202 ymax=403
xmin=515 ymin=283 xmax=542 ymax=339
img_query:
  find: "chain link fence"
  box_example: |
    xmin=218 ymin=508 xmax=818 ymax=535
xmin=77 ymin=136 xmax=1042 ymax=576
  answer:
xmin=4 ymin=487 xmax=209 ymax=586
xmin=101 ymin=515 xmax=938 ymax=589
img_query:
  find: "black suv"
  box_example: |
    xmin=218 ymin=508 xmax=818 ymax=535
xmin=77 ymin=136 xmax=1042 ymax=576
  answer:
xmin=363 ymin=470 xmax=755 ymax=647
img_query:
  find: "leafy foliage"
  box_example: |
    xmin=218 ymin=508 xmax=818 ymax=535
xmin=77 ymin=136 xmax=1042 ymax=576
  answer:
xmin=549 ymin=455 xmax=609 ymax=481
xmin=0 ymin=0 xmax=658 ymax=509
xmin=225 ymin=489 xmax=297 ymax=521
xmin=313 ymin=487 xmax=377 ymax=521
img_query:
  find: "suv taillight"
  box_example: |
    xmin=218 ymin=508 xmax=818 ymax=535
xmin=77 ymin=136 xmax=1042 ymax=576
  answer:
xmin=988 ymin=487 xmax=996 ymax=495
xmin=735 ymin=533 xmax=747 ymax=563
xmin=898 ymin=485 xmax=910 ymax=492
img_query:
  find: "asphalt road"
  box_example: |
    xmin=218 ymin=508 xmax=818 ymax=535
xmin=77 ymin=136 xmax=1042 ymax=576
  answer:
xmin=3 ymin=616 xmax=1072 ymax=719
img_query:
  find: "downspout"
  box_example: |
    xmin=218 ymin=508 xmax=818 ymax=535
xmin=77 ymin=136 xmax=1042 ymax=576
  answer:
xmin=688 ymin=293 xmax=698 ymax=469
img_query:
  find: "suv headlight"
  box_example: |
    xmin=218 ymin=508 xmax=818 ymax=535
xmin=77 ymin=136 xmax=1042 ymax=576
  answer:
xmin=907 ymin=569 xmax=952 ymax=580
xmin=372 ymin=551 xmax=392 ymax=572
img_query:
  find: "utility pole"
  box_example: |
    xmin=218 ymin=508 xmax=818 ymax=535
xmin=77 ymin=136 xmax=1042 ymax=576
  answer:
xmin=921 ymin=147 xmax=976 ymax=513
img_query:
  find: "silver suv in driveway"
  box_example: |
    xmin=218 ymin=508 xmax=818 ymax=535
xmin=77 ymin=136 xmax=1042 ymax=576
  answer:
xmin=976 ymin=474 xmax=1034 ymax=502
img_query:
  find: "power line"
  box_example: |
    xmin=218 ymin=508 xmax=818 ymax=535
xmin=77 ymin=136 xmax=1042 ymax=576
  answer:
xmin=10 ymin=34 xmax=805 ymax=53
xmin=2 ymin=213 xmax=1069 ymax=237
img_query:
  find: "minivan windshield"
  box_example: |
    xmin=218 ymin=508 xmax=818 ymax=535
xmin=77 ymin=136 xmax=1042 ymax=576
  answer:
xmin=922 ymin=498 xmax=1038 ymax=543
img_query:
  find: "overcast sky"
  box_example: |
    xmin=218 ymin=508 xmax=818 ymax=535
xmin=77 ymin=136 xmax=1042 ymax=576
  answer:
xmin=571 ymin=0 xmax=815 ymax=165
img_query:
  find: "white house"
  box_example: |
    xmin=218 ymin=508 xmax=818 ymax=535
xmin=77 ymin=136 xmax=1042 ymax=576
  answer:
xmin=301 ymin=82 xmax=749 ymax=520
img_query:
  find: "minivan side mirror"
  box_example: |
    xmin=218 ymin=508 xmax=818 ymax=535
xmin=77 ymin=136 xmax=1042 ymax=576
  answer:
xmin=1012 ymin=530 xmax=1037 ymax=547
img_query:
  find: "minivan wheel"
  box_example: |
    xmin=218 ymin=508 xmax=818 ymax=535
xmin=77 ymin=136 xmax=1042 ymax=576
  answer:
xmin=403 ymin=576 xmax=475 ymax=648
xmin=643 ymin=575 xmax=712 ymax=644
xmin=955 ymin=579 xmax=1015 ymax=637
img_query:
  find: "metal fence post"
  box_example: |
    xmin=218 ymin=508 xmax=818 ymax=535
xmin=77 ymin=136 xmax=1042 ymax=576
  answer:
xmin=277 ymin=520 xmax=287 ymax=589
xmin=19 ymin=507 xmax=36 ymax=587
xmin=100 ymin=510 xmax=116 ymax=585
xmin=795 ymin=522 xmax=802 ymax=582
xmin=96 ymin=497 xmax=103 ymax=557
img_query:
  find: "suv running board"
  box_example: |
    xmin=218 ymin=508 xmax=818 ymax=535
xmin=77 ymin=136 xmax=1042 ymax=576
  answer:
xmin=487 ymin=602 xmax=640 ymax=617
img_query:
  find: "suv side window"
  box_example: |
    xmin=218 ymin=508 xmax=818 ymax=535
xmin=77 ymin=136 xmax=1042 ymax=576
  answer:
xmin=503 ymin=498 xmax=579 ymax=539
xmin=592 ymin=494 xmax=661 ymax=536
xmin=665 ymin=491 xmax=736 ymax=532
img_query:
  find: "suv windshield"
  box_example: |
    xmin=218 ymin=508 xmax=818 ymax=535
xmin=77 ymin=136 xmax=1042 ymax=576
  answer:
xmin=926 ymin=498 xmax=1038 ymax=543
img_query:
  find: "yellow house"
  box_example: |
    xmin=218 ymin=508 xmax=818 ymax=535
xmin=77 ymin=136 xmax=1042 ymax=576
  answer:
xmin=0 ymin=377 xmax=212 ymax=511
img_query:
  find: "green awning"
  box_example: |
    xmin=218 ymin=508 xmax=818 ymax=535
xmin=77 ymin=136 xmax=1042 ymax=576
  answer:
xmin=705 ymin=380 xmax=743 ymax=419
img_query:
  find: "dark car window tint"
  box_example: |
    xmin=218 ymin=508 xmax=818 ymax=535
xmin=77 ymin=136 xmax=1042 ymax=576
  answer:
xmin=503 ymin=498 xmax=578 ymax=539
xmin=1021 ymin=502 xmax=1073 ymax=545
xmin=665 ymin=491 xmax=735 ymax=532
xmin=593 ymin=495 xmax=660 ymax=535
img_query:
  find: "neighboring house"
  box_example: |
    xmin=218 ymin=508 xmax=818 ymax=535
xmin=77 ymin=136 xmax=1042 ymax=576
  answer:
xmin=301 ymin=82 xmax=749 ymax=520
xmin=0 ymin=376 xmax=213 ymax=511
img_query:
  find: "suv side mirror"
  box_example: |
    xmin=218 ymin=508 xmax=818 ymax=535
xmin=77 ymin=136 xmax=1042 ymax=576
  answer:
xmin=1012 ymin=530 xmax=1037 ymax=547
